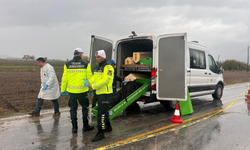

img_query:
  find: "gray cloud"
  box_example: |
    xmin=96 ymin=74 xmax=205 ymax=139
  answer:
xmin=0 ymin=0 xmax=250 ymax=62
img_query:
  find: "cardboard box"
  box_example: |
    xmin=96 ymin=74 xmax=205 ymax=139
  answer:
xmin=125 ymin=57 xmax=135 ymax=65
xmin=124 ymin=73 xmax=150 ymax=81
xmin=133 ymin=52 xmax=152 ymax=63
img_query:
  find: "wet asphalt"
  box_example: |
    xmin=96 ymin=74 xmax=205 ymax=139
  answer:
xmin=1 ymin=82 xmax=250 ymax=150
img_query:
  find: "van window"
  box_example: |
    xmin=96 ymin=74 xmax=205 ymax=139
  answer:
xmin=208 ymin=55 xmax=218 ymax=73
xmin=190 ymin=49 xmax=206 ymax=69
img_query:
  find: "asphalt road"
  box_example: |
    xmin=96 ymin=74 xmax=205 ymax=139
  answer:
xmin=1 ymin=82 xmax=250 ymax=150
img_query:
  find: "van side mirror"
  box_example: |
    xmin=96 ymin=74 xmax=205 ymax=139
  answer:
xmin=218 ymin=66 xmax=224 ymax=74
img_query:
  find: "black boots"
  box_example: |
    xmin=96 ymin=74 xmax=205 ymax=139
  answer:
xmin=72 ymin=121 xmax=94 ymax=133
xmin=72 ymin=121 xmax=78 ymax=133
xmin=91 ymin=129 xmax=105 ymax=142
xmin=103 ymin=122 xmax=112 ymax=132
xmin=83 ymin=124 xmax=94 ymax=132
xmin=83 ymin=120 xmax=94 ymax=132
xmin=91 ymin=122 xmax=112 ymax=142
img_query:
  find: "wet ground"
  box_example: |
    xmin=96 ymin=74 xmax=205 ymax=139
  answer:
xmin=1 ymin=82 xmax=250 ymax=150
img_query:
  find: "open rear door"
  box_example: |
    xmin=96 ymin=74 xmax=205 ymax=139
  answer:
xmin=157 ymin=33 xmax=187 ymax=101
xmin=89 ymin=35 xmax=113 ymax=71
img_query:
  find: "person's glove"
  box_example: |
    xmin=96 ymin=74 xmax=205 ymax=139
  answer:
xmin=83 ymin=79 xmax=89 ymax=87
xmin=60 ymin=91 xmax=68 ymax=95
xmin=42 ymin=84 xmax=48 ymax=90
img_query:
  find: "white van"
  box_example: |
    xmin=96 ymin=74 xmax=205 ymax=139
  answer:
xmin=89 ymin=33 xmax=224 ymax=110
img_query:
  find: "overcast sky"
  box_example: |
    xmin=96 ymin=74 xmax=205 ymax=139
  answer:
xmin=0 ymin=0 xmax=249 ymax=62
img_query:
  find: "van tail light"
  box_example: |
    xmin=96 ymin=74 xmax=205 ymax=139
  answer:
xmin=151 ymin=67 xmax=156 ymax=90
xmin=151 ymin=84 xmax=156 ymax=90
xmin=151 ymin=67 xmax=156 ymax=77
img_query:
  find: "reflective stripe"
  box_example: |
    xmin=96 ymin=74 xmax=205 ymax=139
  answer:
xmin=102 ymin=114 xmax=105 ymax=129
xmin=94 ymin=72 xmax=102 ymax=75
xmin=67 ymin=85 xmax=85 ymax=89
xmin=67 ymin=70 xmax=86 ymax=73
xmin=174 ymin=110 xmax=180 ymax=116
xmin=96 ymin=87 xmax=112 ymax=93
xmin=94 ymin=79 xmax=109 ymax=89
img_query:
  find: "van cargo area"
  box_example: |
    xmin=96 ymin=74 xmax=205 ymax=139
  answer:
xmin=116 ymin=39 xmax=153 ymax=88
xmin=90 ymin=33 xmax=224 ymax=112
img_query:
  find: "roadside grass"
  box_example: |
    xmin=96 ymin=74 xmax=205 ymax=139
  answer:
xmin=225 ymin=80 xmax=250 ymax=85
xmin=0 ymin=109 xmax=33 ymax=116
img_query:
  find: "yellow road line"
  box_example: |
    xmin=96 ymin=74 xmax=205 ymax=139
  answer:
xmin=0 ymin=114 xmax=30 ymax=121
xmin=95 ymin=87 xmax=249 ymax=150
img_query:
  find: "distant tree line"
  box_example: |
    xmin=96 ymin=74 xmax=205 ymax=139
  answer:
xmin=217 ymin=59 xmax=249 ymax=71
xmin=22 ymin=55 xmax=35 ymax=61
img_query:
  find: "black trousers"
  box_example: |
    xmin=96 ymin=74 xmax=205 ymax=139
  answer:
xmin=97 ymin=94 xmax=111 ymax=130
xmin=92 ymin=90 xmax=98 ymax=108
xmin=68 ymin=92 xmax=89 ymax=124
xmin=113 ymin=88 xmax=117 ymax=93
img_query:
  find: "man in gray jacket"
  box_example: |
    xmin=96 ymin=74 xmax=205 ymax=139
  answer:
xmin=29 ymin=57 xmax=60 ymax=117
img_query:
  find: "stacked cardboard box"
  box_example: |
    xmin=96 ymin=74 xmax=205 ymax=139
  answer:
xmin=123 ymin=52 xmax=152 ymax=71
xmin=133 ymin=52 xmax=152 ymax=63
xmin=125 ymin=57 xmax=134 ymax=65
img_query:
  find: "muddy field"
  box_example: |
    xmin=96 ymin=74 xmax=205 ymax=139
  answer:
xmin=0 ymin=59 xmax=68 ymax=115
xmin=222 ymin=70 xmax=250 ymax=84
xmin=0 ymin=60 xmax=250 ymax=115
xmin=0 ymin=69 xmax=69 ymax=115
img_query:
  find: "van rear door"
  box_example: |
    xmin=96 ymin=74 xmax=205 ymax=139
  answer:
xmin=157 ymin=33 xmax=187 ymax=101
xmin=89 ymin=35 xmax=113 ymax=71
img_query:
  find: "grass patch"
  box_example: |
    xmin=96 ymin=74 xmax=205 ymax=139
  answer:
xmin=0 ymin=109 xmax=33 ymax=116
xmin=225 ymin=80 xmax=250 ymax=85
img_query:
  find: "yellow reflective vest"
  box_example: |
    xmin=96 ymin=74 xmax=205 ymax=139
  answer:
xmin=61 ymin=56 xmax=92 ymax=93
xmin=89 ymin=60 xmax=114 ymax=95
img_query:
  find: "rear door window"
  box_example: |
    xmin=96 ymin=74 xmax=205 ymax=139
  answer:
xmin=190 ymin=49 xmax=206 ymax=69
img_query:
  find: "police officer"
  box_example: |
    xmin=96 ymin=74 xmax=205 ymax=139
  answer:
xmin=61 ymin=48 xmax=94 ymax=133
xmin=88 ymin=50 xmax=114 ymax=142
xmin=109 ymin=60 xmax=122 ymax=93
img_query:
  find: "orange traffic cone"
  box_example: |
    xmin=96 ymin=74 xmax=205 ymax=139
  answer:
xmin=245 ymin=89 xmax=250 ymax=102
xmin=170 ymin=103 xmax=183 ymax=123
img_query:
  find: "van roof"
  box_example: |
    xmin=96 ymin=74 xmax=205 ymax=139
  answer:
xmin=118 ymin=33 xmax=156 ymax=40
xmin=119 ymin=33 xmax=206 ymax=46
xmin=117 ymin=33 xmax=211 ymax=54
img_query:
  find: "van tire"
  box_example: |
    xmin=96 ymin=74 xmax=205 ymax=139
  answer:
xmin=212 ymin=84 xmax=223 ymax=99
xmin=160 ymin=101 xmax=177 ymax=110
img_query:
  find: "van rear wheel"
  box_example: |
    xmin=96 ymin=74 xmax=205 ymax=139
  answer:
xmin=212 ymin=84 xmax=223 ymax=99
xmin=160 ymin=101 xmax=177 ymax=110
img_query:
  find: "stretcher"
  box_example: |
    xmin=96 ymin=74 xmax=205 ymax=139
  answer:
xmin=92 ymin=79 xmax=150 ymax=120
